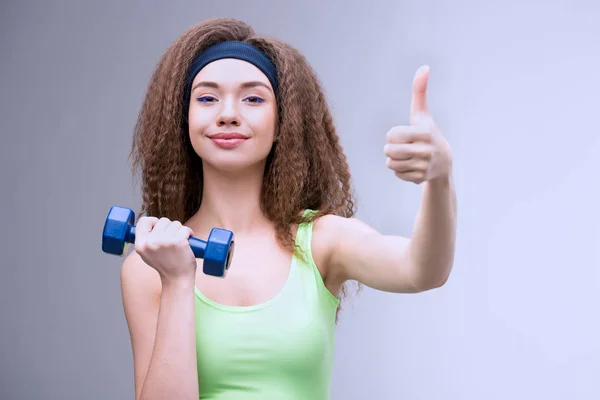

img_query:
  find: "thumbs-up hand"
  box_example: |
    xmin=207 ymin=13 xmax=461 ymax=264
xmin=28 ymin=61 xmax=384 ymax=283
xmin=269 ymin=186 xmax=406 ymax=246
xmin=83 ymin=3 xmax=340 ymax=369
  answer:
xmin=384 ymin=66 xmax=452 ymax=184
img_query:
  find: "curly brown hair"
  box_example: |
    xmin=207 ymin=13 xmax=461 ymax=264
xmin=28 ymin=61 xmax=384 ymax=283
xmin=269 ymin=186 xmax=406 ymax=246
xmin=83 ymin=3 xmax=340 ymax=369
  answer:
xmin=129 ymin=18 xmax=358 ymax=312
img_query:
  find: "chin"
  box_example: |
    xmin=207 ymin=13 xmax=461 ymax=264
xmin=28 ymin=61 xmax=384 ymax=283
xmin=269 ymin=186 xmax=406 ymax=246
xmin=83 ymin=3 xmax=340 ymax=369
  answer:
xmin=201 ymin=154 xmax=268 ymax=174
xmin=194 ymin=140 xmax=273 ymax=174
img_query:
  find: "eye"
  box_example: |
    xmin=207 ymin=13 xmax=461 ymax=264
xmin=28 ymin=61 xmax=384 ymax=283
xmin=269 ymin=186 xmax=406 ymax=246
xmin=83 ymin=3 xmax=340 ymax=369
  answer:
xmin=196 ymin=95 xmax=217 ymax=103
xmin=244 ymin=96 xmax=265 ymax=104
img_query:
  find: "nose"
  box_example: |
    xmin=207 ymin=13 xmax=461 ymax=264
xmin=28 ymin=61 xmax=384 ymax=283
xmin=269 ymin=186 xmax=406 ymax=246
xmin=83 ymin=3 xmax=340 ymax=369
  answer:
xmin=217 ymin=98 xmax=240 ymax=127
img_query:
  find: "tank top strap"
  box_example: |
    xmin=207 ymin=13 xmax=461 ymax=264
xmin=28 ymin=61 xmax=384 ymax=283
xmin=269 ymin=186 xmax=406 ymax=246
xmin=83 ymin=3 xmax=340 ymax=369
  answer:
xmin=294 ymin=209 xmax=341 ymax=308
xmin=294 ymin=209 xmax=318 ymax=255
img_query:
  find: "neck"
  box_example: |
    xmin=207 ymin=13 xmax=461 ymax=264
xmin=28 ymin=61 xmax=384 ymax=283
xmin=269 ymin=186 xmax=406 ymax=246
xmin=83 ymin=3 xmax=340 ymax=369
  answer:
xmin=188 ymin=161 xmax=272 ymax=237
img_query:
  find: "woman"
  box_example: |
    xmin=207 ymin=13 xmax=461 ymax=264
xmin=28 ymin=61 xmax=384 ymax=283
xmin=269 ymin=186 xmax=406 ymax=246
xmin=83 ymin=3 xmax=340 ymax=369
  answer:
xmin=121 ymin=17 xmax=456 ymax=400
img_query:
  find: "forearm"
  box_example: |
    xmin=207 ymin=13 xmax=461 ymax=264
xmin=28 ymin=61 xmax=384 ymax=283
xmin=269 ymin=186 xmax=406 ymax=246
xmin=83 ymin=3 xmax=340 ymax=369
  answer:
xmin=408 ymin=173 xmax=457 ymax=289
xmin=140 ymin=278 xmax=199 ymax=400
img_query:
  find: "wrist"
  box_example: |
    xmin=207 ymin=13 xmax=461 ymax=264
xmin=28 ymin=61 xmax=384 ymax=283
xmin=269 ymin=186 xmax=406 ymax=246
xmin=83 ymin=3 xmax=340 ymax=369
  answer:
xmin=160 ymin=274 xmax=196 ymax=291
xmin=429 ymin=142 xmax=453 ymax=184
xmin=428 ymin=171 xmax=452 ymax=187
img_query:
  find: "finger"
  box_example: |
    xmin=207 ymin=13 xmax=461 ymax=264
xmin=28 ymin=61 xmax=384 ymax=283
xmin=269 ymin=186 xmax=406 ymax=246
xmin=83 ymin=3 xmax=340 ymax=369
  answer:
xmin=395 ymin=170 xmax=427 ymax=184
xmin=384 ymin=142 xmax=432 ymax=161
xmin=386 ymin=125 xmax=432 ymax=144
xmin=411 ymin=113 xmax=436 ymax=132
xmin=151 ymin=217 xmax=172 ymax=234
xmin=165 ymin=220 xmax=183 ymax=237
xmin=410 ymin=65 xmax=430 ymax=124
xmin=384 ymin=144 xmax=413 ymax=160
xmin=176 ymin=226 xmax=194 ymax=240
xmin=135 ymin=216 xmax=158 ymax=239
xmin=386 ymin=158 xmax=429 ymax=173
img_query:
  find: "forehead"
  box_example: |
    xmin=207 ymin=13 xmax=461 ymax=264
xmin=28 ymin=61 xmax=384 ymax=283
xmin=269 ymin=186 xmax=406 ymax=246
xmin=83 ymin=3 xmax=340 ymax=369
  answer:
xmin=192 ymin=58 xmax=271 ymax=88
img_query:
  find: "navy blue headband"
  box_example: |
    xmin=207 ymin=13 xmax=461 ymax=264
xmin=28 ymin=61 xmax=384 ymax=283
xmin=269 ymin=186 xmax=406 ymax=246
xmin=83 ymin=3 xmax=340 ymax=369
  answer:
xmin=184 ymin=41 xmax=279 ymax=109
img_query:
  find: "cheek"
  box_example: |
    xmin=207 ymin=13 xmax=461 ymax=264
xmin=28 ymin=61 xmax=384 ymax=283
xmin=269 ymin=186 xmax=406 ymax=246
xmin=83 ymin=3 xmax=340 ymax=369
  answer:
xmin=187 ymin=108 xmax=212 ymax=133
xmin=246 ymin=106 xmax=277 ymax=138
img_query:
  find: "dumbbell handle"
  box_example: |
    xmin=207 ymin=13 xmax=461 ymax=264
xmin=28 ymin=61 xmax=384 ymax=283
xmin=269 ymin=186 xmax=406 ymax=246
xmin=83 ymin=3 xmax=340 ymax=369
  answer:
xmin=126 ymin=226 xmax=207 ymax=258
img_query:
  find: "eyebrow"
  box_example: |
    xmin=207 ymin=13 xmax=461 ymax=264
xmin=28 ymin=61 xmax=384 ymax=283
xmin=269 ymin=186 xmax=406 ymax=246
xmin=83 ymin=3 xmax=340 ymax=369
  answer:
xmin=191 ymin=80 xmax=272 ymax=93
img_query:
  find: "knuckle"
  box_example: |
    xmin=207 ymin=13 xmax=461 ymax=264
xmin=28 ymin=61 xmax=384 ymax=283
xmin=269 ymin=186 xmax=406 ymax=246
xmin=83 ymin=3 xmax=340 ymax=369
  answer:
xmin=383 ymin=143 xmax=391 ymax=156
xmin=136 ymin=217 xmax=147 ymax=228
xmin=134 ymin=239 xmax=148 ymax=253
xmin=142 ymin=216 xmax=158 ymax=224
xmin=387 ymin=126 xmax=407 ymax=142
xmin=386 ymin=126 xmax=398 ymax=139
xmin=145 ymin=239 xmax=159 ymax=251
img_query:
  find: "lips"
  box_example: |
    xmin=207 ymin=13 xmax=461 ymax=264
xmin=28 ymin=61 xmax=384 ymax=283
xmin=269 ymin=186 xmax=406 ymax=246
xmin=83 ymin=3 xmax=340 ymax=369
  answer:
xmin=208 ymin=132 xmax=249 ymax=149
xmin=209 ymin=132 xmax=248 ymax=140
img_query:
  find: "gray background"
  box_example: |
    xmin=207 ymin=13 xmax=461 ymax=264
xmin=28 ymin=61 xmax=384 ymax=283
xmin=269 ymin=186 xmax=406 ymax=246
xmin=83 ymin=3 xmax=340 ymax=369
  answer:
xmin=1 ymin=0 xmax=599 ymax=399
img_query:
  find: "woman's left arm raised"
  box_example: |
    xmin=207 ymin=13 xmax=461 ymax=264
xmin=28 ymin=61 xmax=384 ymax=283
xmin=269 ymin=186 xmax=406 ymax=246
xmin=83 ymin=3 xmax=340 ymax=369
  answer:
xmin=322 ymin=65 xmax=457 ymax=293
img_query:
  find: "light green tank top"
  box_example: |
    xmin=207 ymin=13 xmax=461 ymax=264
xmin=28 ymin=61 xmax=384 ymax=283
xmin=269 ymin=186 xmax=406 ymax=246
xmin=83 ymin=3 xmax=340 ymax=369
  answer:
xmin=193 ymin=210 xmax=340 ymax=399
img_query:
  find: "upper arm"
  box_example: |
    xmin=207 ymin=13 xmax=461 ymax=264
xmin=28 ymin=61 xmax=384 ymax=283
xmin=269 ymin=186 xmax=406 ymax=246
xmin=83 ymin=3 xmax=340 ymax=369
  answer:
xmin=120 ymin=251 xmax=162 ymax=400
xmin=317 ymin=215 xmax=423 ymax=294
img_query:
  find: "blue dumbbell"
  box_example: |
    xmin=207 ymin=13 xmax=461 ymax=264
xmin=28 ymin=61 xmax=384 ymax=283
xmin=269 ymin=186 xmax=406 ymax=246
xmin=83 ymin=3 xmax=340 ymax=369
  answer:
xmin=101 ymin=206 xmax=234 ymax=277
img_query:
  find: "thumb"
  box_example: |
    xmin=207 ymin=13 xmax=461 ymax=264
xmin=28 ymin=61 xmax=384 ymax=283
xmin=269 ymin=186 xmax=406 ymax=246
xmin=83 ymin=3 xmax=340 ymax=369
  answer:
xmin=410 ymin=65 xmax=430 ymax=124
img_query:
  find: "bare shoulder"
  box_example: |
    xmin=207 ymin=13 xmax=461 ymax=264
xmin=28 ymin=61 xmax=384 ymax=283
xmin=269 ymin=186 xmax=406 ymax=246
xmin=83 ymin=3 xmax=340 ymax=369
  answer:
xmin=311 ymin=214 xmax=380 ymax=255
xmin=310 ymin=213 xmax=380 ymax=289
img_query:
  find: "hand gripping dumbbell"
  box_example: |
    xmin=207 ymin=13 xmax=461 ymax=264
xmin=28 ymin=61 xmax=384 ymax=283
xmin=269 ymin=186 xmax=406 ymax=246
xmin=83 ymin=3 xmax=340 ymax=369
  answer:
xmin=101 ymin=206 xmax=234 ymax=277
